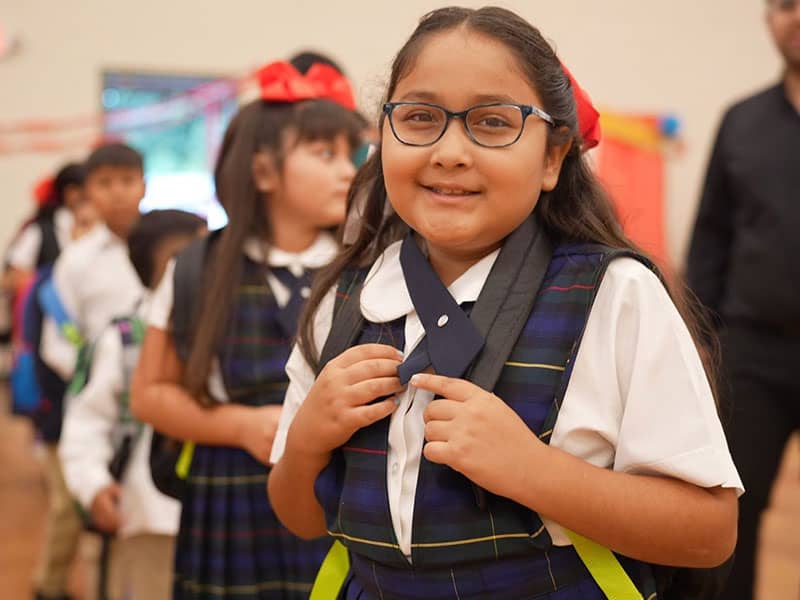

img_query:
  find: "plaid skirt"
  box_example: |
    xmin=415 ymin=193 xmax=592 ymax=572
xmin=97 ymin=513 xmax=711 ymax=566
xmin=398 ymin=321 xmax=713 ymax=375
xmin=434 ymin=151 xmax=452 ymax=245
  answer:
xmin=340 ymin=547 xmax=658 ymax=600
xmin=173 ymin=444 xmax=331 ymax=600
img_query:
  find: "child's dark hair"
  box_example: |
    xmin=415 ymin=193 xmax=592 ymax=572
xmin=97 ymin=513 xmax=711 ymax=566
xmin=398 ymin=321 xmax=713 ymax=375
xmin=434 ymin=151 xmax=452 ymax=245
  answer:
xmin=299 ymin=6 xmax=719 ymax=397
xmin=85 ymin=142 xmax=144 ymax=176
xmin=183 ymin=99 xmax=363 ymax=398
xmin=53 ymin=163 xmax=86 ymax=203
xmin=35 ymin=162 xmax=86 ymax=221
xmin=290 ymin=50 xmax=345 ymax=76
xmin=127 ymin=209 xmax=206 ymax=289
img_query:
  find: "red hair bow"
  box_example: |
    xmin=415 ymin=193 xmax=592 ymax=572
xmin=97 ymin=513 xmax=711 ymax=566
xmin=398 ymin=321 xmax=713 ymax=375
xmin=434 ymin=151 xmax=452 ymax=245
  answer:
xmin=257 ymin=61 xmax=357 ymax=111
xmin=33 ymin=176 xmax=55 ymax=207
xmin=561 ymin=64 xmax=601 ymax=150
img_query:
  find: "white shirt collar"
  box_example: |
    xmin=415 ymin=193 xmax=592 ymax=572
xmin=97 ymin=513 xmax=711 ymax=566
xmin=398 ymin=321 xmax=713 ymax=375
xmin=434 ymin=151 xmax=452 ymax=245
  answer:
xmin=242 ymin=231 xmax=338 ymax=275
xmin=360 ymin=239 xmax=501 ymax=323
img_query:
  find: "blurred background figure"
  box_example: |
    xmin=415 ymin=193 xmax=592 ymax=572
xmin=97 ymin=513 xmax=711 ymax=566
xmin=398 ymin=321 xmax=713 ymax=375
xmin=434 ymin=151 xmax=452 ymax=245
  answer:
xmin=686 ymin=1 xmax=800 ymax=598
xmin=58 ymin=209 xmax=205 ymax=600
xmin=32 ymin=142 xmax=145 ymax=600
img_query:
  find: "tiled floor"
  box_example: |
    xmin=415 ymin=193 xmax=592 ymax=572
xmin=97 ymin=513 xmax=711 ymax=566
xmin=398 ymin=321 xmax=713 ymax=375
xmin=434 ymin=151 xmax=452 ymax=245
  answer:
xmin=0 ymin=401 xmax=797 ymax=599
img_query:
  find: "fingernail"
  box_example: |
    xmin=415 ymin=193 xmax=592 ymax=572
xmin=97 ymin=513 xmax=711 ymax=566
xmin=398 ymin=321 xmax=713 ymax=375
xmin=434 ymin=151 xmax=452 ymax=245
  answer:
xmin=394 ymin=396 xmax=401 ymax=406
xmin=396 ymin=349 xmax=405 ymax=360
xmin=410 ymin=374 xmax=420 ymax=386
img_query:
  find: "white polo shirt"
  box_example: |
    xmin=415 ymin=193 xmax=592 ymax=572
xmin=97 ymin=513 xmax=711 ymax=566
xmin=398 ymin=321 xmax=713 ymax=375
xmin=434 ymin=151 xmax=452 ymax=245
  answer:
xmin=40 ymin=224 xmax=142 ymax=381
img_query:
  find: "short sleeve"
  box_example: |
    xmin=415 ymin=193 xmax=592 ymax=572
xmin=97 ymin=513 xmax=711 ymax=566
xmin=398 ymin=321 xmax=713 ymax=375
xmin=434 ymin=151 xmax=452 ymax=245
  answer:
xmin=543 ymin=258 xmax=743 ymax=546
xmin=270 ymin=285 xmax=336 ymax=464
xmin=148 ymin=259 xmax=175 ymax=330
xmin=7 ymin=224 xmax=42 ymax=271
xmin=553 ymin=258 xmax=743 ymax=493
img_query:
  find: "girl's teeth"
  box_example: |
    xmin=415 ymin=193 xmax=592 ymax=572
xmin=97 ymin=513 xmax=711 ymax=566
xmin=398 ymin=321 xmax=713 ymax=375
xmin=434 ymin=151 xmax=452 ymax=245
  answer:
xmin=433 ymin=187 xmax=469 ymax=195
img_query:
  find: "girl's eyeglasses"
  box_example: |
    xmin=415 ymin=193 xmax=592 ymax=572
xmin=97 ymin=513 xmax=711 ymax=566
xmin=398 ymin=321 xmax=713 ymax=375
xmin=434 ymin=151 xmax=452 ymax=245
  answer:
xmin=383 ymin=101 xmax=556 ymax=148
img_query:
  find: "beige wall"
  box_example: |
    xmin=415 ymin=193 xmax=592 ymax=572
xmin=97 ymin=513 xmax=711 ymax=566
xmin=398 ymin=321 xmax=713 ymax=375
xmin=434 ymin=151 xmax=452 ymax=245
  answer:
xmin=0 ymin=0 xmax=782 ymax=264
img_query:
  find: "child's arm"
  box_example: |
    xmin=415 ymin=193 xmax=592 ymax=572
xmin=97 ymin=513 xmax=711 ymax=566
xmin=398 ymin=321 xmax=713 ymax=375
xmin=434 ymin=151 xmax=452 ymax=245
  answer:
xmin=416 ymin=373 xmax=736 ymax=567
xmin=58 ymin=327 xmax=123 ymax=531
xmin=268 ymin=343 xmax=404 ymax=539
xmin=130 ymin=326 xmax=281 ymax=464
xmin=414 ymin=259 xmax=742 ymax=568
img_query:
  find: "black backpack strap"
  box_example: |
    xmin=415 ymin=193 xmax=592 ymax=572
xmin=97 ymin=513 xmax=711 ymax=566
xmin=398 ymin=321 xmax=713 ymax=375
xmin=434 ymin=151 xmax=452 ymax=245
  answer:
xmin=466 ymin=214 xmax=553 ymax=392
xmin=316 ymin=269 xmax=369 ymax=375
xmin=317 ymin=214 xmax=554 ymax=384
xmin=36 ymin=215 xmax=60 ymax=267
xmin=171 ymin=234 xmax=213 ymax=361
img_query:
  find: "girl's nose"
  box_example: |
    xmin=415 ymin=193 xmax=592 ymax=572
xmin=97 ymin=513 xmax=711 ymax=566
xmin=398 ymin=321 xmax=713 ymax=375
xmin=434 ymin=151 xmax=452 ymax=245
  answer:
xmin=430 ymin=119 xmax=474 ymax=169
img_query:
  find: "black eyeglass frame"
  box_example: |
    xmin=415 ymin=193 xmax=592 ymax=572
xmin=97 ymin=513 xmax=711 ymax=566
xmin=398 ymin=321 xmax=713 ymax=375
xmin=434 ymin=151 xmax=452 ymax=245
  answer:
xmin=382 ymin=101 xmax=557 ymax=148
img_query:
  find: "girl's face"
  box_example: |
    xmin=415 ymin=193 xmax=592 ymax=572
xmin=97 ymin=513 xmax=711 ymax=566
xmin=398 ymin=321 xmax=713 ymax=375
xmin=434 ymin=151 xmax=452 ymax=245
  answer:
xmin=270 ymin=133 xmax=356 ymax=229
xmin=382 ymin=29 xmax=570 ymax=261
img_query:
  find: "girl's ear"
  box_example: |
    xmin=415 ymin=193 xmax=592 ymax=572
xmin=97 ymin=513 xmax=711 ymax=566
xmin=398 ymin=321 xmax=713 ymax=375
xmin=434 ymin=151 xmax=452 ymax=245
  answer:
xmin=252 ymin=151 xmax=279 ymax=194
xmin=541 ymin=130 xmax=573 ymax=192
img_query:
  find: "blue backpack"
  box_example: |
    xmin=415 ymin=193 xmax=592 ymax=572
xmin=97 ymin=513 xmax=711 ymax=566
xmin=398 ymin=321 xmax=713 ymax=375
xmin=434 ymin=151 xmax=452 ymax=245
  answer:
xmin=10 ymin=266 xmax=83 ymax=442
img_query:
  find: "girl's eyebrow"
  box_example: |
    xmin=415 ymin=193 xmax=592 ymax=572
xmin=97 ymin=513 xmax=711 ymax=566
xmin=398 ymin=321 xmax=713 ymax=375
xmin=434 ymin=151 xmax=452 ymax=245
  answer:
xmin=396 ymin=90 xmax=522 ymax=105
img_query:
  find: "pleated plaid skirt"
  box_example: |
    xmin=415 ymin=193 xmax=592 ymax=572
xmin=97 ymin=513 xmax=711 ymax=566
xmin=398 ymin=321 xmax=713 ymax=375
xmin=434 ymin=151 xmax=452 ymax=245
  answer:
xmin=173 ymin=444 xmax=331 ymax=600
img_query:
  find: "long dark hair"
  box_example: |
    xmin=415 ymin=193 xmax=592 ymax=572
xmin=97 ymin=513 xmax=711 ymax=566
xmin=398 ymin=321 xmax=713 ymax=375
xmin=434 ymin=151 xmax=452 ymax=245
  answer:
xmin=183 ymin=98 xmax=362 ymax=398
xmin=34 ymin=162 xmax=86 ymax=222
xmin=300 ymin=6 xmax=718 ymax=397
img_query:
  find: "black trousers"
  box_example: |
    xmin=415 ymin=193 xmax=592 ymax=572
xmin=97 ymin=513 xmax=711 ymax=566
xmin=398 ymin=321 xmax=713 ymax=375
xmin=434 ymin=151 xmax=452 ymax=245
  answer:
xmin=718 ymin=323 xmax=800 ymax=600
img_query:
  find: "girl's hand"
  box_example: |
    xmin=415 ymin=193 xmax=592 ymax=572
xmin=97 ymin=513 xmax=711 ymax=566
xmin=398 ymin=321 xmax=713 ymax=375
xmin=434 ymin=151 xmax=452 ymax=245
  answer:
xmin=240 ymin=405 xmax=283 ymax=464
xmin=90 ymin=482 xmax=123 ymax=534
xmin=415 ymin=373 xmax=543 ymax=498
xmin=289 ymin=344 xmax=405 ymax=458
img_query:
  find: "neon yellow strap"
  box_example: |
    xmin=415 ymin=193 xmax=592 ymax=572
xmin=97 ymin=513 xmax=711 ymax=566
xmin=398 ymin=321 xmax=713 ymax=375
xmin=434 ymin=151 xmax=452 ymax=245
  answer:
xmin=564 ymin=529 xmax=642 ymax=599
xmin=62 ymin=322 xmax=85 ymax=347
xmin=175 ymin=442 xmax=195 ymax=480
xmin=307 ymin=531 xmax=641 ymax=599
xmin=310 ymin=540 xmax=350 ymax=600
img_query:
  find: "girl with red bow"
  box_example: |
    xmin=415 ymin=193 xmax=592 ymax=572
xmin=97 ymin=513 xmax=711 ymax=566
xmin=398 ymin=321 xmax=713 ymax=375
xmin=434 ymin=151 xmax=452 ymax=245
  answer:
xmin=131 ymin=61 xmax=363 ymax=599
xmin=268 ymin=7 xmax=742 ymax=599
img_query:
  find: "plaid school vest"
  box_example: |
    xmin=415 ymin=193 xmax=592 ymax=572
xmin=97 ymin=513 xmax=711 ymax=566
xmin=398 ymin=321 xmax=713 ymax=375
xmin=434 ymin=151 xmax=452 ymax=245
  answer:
xmin=216 ymin=257 xmax=293 ymax=406
xmin=314 ymin=244 xmax=657 ymax=583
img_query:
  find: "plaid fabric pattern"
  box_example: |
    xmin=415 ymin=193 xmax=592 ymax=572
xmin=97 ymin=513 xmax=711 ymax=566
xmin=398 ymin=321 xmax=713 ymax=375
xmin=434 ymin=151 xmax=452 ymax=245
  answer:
xmin=343 ymin=551 xmax=607 ymax=600
xmin=217 ymin=258 xmax=293 ymax=405
xmin=316 ymin=244 xmax=659 ymax=598
xmin=175 ymin=256 xmax=331 ymax=600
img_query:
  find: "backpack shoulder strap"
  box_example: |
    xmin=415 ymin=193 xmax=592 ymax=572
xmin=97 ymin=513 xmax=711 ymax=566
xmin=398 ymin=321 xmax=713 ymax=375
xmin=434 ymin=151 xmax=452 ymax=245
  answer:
xmin=112 ymin=315 xmax=145 ymax=392
xmin=466 ymin=215 xmax=553 ymax=392
xmin=171 ymin=234 xmax=213 ymax=361
xmin=36 ymin=216 xmax=60 ymax=267
xmin=316 ymin=268 xmax=369 ymax=375
xmin=37 ymin=271 xmax=84 ymax=347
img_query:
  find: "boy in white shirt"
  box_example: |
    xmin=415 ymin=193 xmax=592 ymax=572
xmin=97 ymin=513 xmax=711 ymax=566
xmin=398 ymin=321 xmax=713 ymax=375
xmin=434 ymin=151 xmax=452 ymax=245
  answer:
xmin=32 ymin=143 xmax=145 ymax=600
xmin=40 ymin=144 xmax=146 ymax=382
xmin=59 ymin=209 xmax=206 ymax=600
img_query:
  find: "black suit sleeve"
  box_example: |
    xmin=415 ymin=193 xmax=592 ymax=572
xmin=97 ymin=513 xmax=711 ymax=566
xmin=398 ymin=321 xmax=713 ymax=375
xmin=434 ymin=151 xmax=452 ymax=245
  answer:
xmin=686 ymin=113 xmax=735 ymax=322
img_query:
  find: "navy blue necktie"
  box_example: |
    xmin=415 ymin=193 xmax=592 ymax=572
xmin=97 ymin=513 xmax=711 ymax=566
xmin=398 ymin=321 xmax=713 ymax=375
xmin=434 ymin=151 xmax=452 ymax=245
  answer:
xmin=271 ymin=267 xmax=313 ymax=339
xmin=397 ymin=234 xmax=485 ymax=384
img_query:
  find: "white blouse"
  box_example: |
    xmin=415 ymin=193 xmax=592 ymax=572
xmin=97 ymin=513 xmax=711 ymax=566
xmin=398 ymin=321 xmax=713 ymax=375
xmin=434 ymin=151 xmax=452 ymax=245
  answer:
xmin=6 ymin=207 xmax=74 ymax=270
xmin=271 ymin=240 xmax=744 ymax=557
